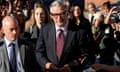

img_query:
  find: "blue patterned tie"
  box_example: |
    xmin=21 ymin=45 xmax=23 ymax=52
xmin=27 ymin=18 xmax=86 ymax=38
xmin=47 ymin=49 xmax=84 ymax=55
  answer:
xmin=9 ymin=43 xmax=17 ymax=72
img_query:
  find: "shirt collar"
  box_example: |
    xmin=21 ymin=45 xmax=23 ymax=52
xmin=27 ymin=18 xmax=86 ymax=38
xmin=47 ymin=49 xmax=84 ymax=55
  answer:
xmin=55 ymin=20 xmax=68 ymax=32
xmin=4 ymin=37 xmax=17 ymax=47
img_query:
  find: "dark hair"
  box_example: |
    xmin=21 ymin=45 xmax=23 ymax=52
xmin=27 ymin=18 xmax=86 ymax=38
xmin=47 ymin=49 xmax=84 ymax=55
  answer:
xmin=71 ymin=3 xmax=85 ymax=21
xmin=102 ymin=1 xmax=111 ymax=9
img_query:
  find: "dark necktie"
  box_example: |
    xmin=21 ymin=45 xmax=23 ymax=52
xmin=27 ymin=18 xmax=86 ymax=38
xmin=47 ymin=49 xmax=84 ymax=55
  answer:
xmin=56 ymin=29 xmax=64 ymax=59
xmin=9 ymin=43 xmax=17 ymax=72
xmin=91 ymin=15 xmax=94 ymax=24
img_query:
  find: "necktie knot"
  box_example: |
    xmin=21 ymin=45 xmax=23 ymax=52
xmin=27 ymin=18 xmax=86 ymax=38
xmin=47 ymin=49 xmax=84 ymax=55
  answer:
xmin=58 ymin=29 xmax=64 ymax=37
xmin=58 ymin=29 xmax=63 ymax=32
xmin=9 ymin=43 xmax=15 ymax=47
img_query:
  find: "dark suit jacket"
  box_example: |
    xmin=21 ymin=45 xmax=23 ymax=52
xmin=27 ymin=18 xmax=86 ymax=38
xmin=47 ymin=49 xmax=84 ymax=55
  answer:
xmin=0 ymin=39 xmax=36 ymax=72
xmin=35 ymin=21 xmax=88 ymax=72
xmin=79 ymin=18 xmax=98 ymax=59
xmin=25 ymin=24 xmax=39 ymax=39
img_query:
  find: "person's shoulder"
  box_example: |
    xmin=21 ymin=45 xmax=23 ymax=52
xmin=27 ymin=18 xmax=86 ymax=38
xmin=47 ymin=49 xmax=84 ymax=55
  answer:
xmin=18 ymin=38 xmax=35 ymax=51
xmin=41 ymin=22 xmax=53 ymax=30
xmin=96 ymin=11 xmax=103 ymax=15
xmin=68 ymin=19 xmax=80 ymax=31
xmin=0 ymin=39 xmax=4 ymax=48
xmin=43 ymin=22 xmax=53 ymax=27
xmin=82 ymin=18 xmax=89 ymax=23
xmin=0 ymin=39 xmax=5 ymax=52
xmin=18 ymin=38 xmax=33 ymax=46
xmin=95 ymin=11 xmax=104 ymax=18
xmin=0 ymin=41 xmax=4 ymax=45
xmin=81 ymin=18 xmax=90 ymax=27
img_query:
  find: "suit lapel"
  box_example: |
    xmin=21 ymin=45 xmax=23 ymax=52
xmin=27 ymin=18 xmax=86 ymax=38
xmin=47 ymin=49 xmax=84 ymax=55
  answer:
xmin=60 ymin=22 xmax=76 ymax=62
xmin=3 ymin=43 xmax=10 ymax=72
xmin=48 ymin=23 xmax=58 ymax=63
xmin=60 ymin=30 xmax=75 ymax=60
xmin=18 ymin=40 xmax=25 ymax=65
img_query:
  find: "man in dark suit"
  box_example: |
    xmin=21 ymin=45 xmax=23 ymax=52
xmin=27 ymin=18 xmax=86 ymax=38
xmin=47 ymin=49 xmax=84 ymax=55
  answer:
xmin=0 ymin=16 xmax=36 ymax=72
xmin=35 ymin=0 xmax=89 ymax=72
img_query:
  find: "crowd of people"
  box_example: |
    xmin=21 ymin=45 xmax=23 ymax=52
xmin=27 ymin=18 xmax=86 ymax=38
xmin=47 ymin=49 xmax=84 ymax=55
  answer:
xmin=0 ymin=0 xmax=120 ymax=72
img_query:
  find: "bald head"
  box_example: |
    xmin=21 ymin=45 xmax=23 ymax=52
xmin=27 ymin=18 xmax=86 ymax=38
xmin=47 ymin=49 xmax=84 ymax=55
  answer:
xmin=2 ymin=16 xmax=19 ymax=28
xmin=2 ymin=16 xmax=20 ymax=41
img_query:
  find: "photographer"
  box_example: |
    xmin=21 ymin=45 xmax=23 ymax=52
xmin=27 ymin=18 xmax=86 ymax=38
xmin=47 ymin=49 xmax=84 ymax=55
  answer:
xmin=92 ymin=23 xmax=120 ymax=72
xmin=91 ymin=6 xmax=120 ymax=72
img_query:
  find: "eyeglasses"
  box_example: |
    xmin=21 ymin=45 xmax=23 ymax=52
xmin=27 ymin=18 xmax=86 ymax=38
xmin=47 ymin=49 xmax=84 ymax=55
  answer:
xmin=50 ymin=12 xmax=66 ymax=17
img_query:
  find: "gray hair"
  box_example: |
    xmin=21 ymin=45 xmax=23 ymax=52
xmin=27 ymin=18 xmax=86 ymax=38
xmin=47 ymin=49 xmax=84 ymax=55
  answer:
xmin=50 ymin=0 xmax=66 ymax=10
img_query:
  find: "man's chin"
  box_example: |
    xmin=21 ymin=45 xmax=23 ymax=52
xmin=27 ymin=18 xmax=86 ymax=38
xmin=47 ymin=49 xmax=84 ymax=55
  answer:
xmin=11 ymin=38 xmax=17 ymax=41
xmin=57 ymin=23 xmax=65 ymax=27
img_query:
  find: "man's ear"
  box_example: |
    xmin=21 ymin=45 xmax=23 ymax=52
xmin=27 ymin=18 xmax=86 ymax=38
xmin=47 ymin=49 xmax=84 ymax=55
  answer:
xmin=0 ymin=28 xmax=4 ymax=38
xmin=1 ymin=27 xmax=4 ymax=34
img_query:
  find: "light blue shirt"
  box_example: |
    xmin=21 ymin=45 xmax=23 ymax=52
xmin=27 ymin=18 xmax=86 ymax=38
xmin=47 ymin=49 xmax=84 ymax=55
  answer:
xmin=4 ymin=37 xmax=24 ymax=72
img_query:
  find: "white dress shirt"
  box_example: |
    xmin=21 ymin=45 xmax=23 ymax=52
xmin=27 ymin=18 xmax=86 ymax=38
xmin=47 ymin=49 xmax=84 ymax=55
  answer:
xmin=89 ymin=13 xmax=95 ymax=23
xmin=4 ymin=37 xmax=24 ymax=72
xmin=89 ymin=13 xmax=102 ymax=24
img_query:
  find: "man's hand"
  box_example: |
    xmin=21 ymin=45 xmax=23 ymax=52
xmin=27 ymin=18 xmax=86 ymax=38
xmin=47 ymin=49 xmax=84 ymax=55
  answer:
xmin=60 ymin=64 xmax=71 ymax=72
xmin=45 ymin=62 xmax=58 ymax=71
xmin=92 ymin=64 xmax=104 ymax=71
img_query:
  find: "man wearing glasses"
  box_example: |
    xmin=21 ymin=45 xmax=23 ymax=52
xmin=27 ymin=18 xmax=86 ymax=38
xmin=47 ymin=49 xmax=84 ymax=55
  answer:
xmin=35 ymin=0 xmax=87 ymax=72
